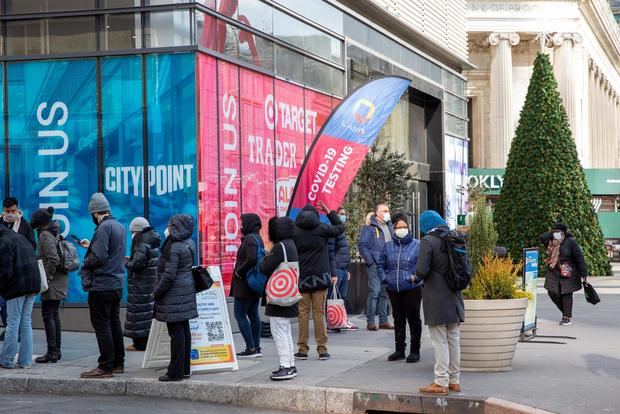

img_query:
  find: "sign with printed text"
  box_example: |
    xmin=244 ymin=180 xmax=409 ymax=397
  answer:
xmin=522 ymin=248 xmax=539 ymax=333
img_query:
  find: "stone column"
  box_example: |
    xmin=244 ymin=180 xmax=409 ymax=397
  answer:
xmin=552 ymin=33 xmax=589 ymax=166
xmin=488 ymin=32 xmax=520 ymax=167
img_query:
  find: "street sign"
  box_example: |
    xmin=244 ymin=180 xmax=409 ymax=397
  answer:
xmin=522 ymin=248 xmax=539 ymax=334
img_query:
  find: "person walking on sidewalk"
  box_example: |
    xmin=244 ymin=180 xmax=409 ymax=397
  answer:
xmin=154 ymin=215 xmax=197 ymax=382
xmin=125 ymin=217 xmax=160 ymax=351
xmin=358 ymin=203 xmax=394 ymax=331
xmin=0 ymin=220 xmax=40 ymax=369
xmin=79 ymin=193 xmax=127 ymax=379
xmin=540 ymin=223 xmax=588 ymax=326
xmin=259 ymin=216 xmax=299 ymax=381
xmin=31 ymin=207 xmax=68 ymax=364
xmin=377 ymin=213 xmax=422 ymax=363
xmin=294 ymin=202 xmax=344 ymax=361
xmin=416 ymin=210 xmax=464 ymax=396
xmin=231 ymin=213 xmax=263 ymax=358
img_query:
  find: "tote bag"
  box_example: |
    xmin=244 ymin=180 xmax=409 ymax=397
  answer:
xmin=38 ymin=260 xmax=49 ymax=294
xmin=326 ymin=287 xmax=348 ymax=329
xmin=265 ymin=242 xmax=302 ymax=307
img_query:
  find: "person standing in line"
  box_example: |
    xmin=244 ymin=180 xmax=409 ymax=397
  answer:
xmin=30 ymin=207 xmax=69 ymax=364
xmin=0 ymin=219 xmax=40 ymax=369
xmin=294 ymin=202 xmax=344 ymax=361
xmin=153 ymin=215 xmax=197 ymax=382
xmin=540 ymin=223 xmax=588 ymax=326
xmin=259 ymin=216 xmax=299 ymax=381
xmin=230 ymin=213 xmax=263 ymax=358
xmin=125 ymin=217 xmax=160 ymax=351
xmin=416 ymin=210 xmax=465 ymax=396
xmin=377 ymin=213 xmax=423 ymax=363
xmin=79 ymin=193 xmax=127 ymax=379
xmin=358 ymin=203 xmax=394 ymax=331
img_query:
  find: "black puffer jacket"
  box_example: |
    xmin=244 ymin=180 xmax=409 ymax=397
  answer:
xmin=294 ymin=205 xmax=344 ymax=293
xmin=125 ymin=227 xmax=161 ymax=338
xmin=154 ymin=215 xmax=198 ymax=323
xmin=540 ymin=231 xmax=588 ymax=295
xmin=329 ymin=232 xmax=351 ymax=274
xmin=260 ymin=217 xmax=299 ymax=318
xmin=230 ymin=213 xmax=263 ymax=298
xmin=0 ymin=225 xmax=40 ymax=300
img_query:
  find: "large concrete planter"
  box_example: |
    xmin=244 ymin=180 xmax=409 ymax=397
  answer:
xmin=460 ymin=298 xmax=528 ymax=372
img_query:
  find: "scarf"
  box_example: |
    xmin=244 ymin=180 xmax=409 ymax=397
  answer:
xmin=545 ymin=239 xmax=561 ymax=269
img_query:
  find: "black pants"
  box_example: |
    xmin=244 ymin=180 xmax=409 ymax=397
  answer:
xmin=132 ymin=337 xmax=148 ymax=351
xmin=166 ymin=320 xmax=191 ymax=379
xmin=387 ymin=287 xmax=422 ymax=353
xmin=41 ymin=300 xmax=62 ymax=356
xmin=548 ymin=291 xmax=573 ymax=318
xmin=88 ymin=290 xmax=125 ymax=372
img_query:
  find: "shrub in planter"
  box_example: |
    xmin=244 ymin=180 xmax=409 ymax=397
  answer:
xmin=465 ymin=256 xmax=531 ymax=301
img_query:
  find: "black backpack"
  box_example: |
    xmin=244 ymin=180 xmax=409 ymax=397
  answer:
xmin=430 ymin=230 xmax=472 ymax=291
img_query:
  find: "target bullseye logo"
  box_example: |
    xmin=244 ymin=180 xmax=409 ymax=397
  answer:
xmin=327 ymin=303 xmax=346 ymax=328
xmin=267 ymin=267 xmax=299 ymax=300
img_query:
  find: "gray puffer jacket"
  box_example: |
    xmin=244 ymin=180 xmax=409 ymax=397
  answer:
xmin=38 ymin=221 xmax=69 ymax=301
xmin=154 ymin=214 xmax=198 ymax=323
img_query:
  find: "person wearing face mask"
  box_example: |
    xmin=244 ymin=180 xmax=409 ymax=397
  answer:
xmin=124 ymin=217 xmax=160 ymax=352
xmin=540 ymin=223 xmax=588 ymax=326
xmin=358 ymin=203 xmax=394 ymax=331
xmin=79 ymin=193 xmax=127 ymax=379
xmin=377 ymin=213 xmax=423 ymax=363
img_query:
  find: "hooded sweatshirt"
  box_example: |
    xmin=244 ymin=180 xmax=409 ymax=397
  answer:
xmin=230 ymin=213 xmax=263 ymax=298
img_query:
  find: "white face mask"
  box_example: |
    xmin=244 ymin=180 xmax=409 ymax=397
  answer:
xmin=2 ymin=212 xmax=19 ymax=223
xmin=394 ymin=228 xmax=409 ymax=239
xmin=131 ymin=232 xmax=137 ymax=239
xmin=164 ymin=228 xmax=170 ymax=238
xmin=383 ymin=213 xmax=391 ymax=223
xmin=553 ymin=231 xmax=564 ymax=241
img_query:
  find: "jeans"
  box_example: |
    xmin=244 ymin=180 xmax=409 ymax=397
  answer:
xmin=548 ymin=291 xmax=573 ymax=318
xmin=366 ymin=264 xmax=389 ymax=324
xmin=428 ymin=323 xmax=461 ymax=387
xmin=88 ymin=290 xmax=125 ymax=372
xmin=166 ymin=320 xmax=191 ymax=379
xmin=298 ymin=289 xmax=328 ymax=354
xmin=41 ymin=300 xmax=62 ymax=356
xmin=234 ymin=297 xmax=261 ymax=351
xmin=388 ymin=288 xmax=422 ymax=353
xmin=270 ymin=317 xmax=295 ymax=368
xmin=328 ymin=268 xmax=349 ymax=300
xmin=0 ymin=294 xmax=35 ymax=368
xmin=0 ymin=295 xmax=7 ymax=327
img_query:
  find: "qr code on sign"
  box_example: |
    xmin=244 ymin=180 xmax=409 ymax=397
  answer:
xmin=206 ymin=321 xmax=225 ymax=342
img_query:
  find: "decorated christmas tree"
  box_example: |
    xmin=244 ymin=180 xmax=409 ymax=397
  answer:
xmin=494 ymin=53 xmax=611 ymax=276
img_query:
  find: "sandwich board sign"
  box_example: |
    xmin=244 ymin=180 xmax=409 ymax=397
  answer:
xmin=142 ymin=266 xmax=238 ymax=372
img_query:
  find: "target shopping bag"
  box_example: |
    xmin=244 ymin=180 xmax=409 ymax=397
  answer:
xmin=266 ymin=242 xmax=302 ymax=307
xmin=327 ymin=287 xmax=348 ymax=329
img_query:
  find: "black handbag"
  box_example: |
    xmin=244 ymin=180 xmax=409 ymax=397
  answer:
xmin=583 ymin=281 xmax=600 ymax=305
xmin=186 ymin=244 xmax=214 ymax=293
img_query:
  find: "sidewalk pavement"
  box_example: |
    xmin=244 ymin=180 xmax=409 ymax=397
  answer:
xmin=2 ymin=287 xmax=619 ymax=414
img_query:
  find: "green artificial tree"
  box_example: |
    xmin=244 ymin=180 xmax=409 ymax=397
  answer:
xmin=467 ymin=186 xmax=498 ymax=277
xmin=494 ymin=53 xmax=611 ymax=276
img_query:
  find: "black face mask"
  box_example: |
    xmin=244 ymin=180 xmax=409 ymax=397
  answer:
xmin=92 ymin=214 xmax=99 ymax=225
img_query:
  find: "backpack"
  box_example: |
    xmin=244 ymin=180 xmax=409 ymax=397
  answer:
xmin=57 ymin=236 xmax=80 ymax=272
xmin=245 ymin=234 xmax=267 ymax=296
xmin=431 ymin=230 xmax=471 ymax=291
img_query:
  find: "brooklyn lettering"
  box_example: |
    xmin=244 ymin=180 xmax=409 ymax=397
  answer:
xmin=104 ymin=164 xmax=194 ymax=196
xmin=222 ymin=93 xmax=240 ymax=254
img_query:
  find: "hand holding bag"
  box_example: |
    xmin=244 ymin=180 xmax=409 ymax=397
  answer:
xmin=38 ymin=259 xmax=49 ymax=294
xmin=326 ymin=287 xmax=348 ymax=329
xmin=187 ymin=245 xmax=214 ymax=293
xmin=265 ymin=242 xmax=302 ymax=306
xmin=583 ymin=280 xmax=600 ymax=305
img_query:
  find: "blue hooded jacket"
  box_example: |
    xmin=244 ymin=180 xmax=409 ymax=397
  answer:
xmin=378 ymin=232 xmax=423 ymax=293
xmin=358 ymin=215 xmax=393 ymax=266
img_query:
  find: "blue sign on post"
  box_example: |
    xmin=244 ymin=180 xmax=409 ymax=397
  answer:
xmin=522 ymin=248 xmax=539 ymax=334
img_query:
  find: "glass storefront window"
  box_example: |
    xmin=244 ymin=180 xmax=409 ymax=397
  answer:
xmin=196 ymin=11 xmax=218 ymax=51
xmin=6 ymin=20 xmax=44 ymax=55
xmin=145 ymin=0 xmax=192 ymax=5
xmin=303 ymin=57 xmax=331 ymax=94
xmin=216 ymin=0 xmax=238 ymax=19
xmin=6 ymin=0 xmax=96 ymax=14
xmin=445 ymin=93 xmax=467 ymax=118
xmin=7 ymin=17 xmax=97 ymax=55
xmin=446 ymin=113 xmax=468 ymax=138
xmin=239 ymin=29 xmax=274 ymax=71
xmin=275 ymin=44 xmax=303 ymax=84
xmin=100 ymin=0 xmax=141 ymax=7
xmin=238 ymin=0 xmax=273 ymax=35
xmin=275 ymin=0 xmax=343 ymax=34
xmin=100 ymin=13 xmax=142 ymax=51
xmin=145 ymin=10 xmax=191 ymax=48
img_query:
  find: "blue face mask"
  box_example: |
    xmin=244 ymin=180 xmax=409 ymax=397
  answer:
xmin=338 ymin=215 xmax=347 ymax=224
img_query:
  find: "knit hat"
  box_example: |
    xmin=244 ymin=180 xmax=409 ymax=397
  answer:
xmin=88 ymin=192 xmax=110 ymax=214
xmin=129 ymin=217 xmax=150 ymax=232
xmin=419 ymin=210 xmax=447 ymax=234
xmin=552 ymin=223 xmax=568 ymax=233
xmin=31 ymin=206 xmax=54 ymax=228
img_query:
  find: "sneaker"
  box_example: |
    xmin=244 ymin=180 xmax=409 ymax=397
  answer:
xmin=327 ymin=327 xmax=341 ymax=333
xmin=236 ymin=349 xmax=260 ymax=358
xmin=270 ymin=366 xmax=296 ymax=381
xmin=294 ymin=352 xmax=308 ymax=360
xmin=560 ymin=317 xmax=572 ymax=326
xmin=0 ymin=363 xmax=13 ymax=369
xmin=341 ymin=322 xmax=359 ymax=331
xmin=255 ymin=348 xmax=263 ymax=357
xmin=388 ymin=351 xmax=405 ymax=361
xmin=80 ymin=368 xmax=113 ymax=379
xmin=318 ymin=353 xmax=330 ymax=361
xmin=289 ymin=366 xmax=298 ymax=376
xmin=18 ymin=365 xmax=32 ymax=369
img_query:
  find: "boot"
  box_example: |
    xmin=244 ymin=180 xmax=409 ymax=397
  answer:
xmin=35 ymin=353 xmax=58 ymax=363
xmin=388 ymin=351 xmax=406 ymax=361
xmin=407 ymin=344 xmax=420 ymax=363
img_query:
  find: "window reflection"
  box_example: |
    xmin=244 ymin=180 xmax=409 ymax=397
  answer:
xmin=145 ymin=10 xmax=191 ymax=48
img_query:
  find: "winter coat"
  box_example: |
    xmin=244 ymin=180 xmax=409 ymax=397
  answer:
xmin=0 ymin=225 xmax=40 ymax=300
xmin=378 ymin=233 xmax=423 ymax=293
xmin=125 ymin=227 xmax=160 ymax=339
xmin=38 ymin=222 xmax=69 ymax=301
xmin=81 ymin=215 xmax=126 ymax=292
xmin=230 ymin=213 xmax=263 ymax=298
xmin=259 ymin=217 xmax=299 ymax=318
xmin=294 ymin=206 xmax=345 ymax=293
xmin=416 ymin=225 xmax=465 ymax=326
xmin=1 ymin=212 xmax=36 ymax=250
xmin=358 ymin=216 xmax=393 ymax=266
xmin=540 ymin=232 xmax=588 ymax=295
xmin=329 ymin=232 xmax=351 ymax=274
xmin=154 ymin=215 xmax=198 ymax=323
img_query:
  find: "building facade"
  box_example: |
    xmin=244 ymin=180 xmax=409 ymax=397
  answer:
xmin=0 ymin=1 xmax=470 ymax=311
xmin=610 ymin=0 xmax=620 ymax=23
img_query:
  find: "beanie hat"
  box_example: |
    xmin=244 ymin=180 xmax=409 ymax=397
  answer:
xmin=552 ymin=223 xmax=568 ymax=233
xmin=31 ymin=206 xmax=54 ymax=228
xmin=129 ymin=217 xmax=150 ymax=232
xmin=88 ymin=192 xmax=110 ymax=214
xmin=419 ymin=210 xmax=447 ymax=234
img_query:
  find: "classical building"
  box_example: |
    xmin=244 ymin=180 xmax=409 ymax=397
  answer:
xmin=466 ymin=0 xmax=620 ymax=169
xmin=611 ymin=0 xmax=620 ymax=23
